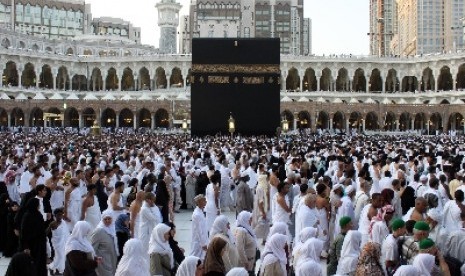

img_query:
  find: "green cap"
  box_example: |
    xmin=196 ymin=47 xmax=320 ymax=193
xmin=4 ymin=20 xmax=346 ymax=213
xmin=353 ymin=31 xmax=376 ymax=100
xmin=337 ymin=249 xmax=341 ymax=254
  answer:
xmin=391 ymin=218 xmax=406 ymax=231
xmin=339 ymin=216 xmax=352 ymax=228
xmin=414 ymin=221 xmax=430 ymax=231
xmin=419 ymin=238 xmax=435 ymax=250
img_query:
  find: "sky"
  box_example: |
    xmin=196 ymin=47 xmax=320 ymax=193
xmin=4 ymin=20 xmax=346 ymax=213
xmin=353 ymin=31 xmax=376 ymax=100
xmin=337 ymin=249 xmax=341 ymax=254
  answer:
xmin=87 ymin=0 xmax=369 ymax=55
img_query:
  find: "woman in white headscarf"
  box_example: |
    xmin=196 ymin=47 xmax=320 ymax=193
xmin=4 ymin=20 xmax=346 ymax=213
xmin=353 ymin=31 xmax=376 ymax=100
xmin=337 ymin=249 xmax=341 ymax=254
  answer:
xmin=235 ymin=211 xmax=257 ymax=274
xmin=149 ymin=223 xmax=174 ymax=276
xmin=412 ymin=253 xmax=436 ymax=276
xmin=259 ymin=233 xmax=288 ymax=276
xmin=115 ymin=238 xmax=150 ymax=276
xmin=176 ymin=256 xmax=204 ymax=276
xmin=252 ymin=168 xmax=270 ymax=242
xmin=393 ymin=265 xmax=420 ymax=276
xmin=226 ymin=267 xmax=248 ymax=276
xmin=292 ymin=227 xmax=318 ymax=266
xmin=64 ymin=221 xmax=99 ymax=276
xmin=210 ymin=215 xmax=238 ymax=272
xmin=295 ymin=260 xmax=322 ymax=276
xmin=294 ymin=237 xmax=324 ymax=271
xmin=336 ymin=230 xmax=362 ymax=276
xmin=91 ymin=210 xmax=118 ymax=276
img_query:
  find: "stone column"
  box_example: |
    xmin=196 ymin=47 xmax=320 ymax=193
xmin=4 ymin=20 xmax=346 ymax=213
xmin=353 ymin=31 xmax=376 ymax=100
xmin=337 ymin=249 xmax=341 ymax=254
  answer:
xmin=133 ymin=74 xmax=138 ymax=91
xmin=151 ymin=112 xmax=156 ymax=129
xmin=150 ymin=79 xmax=155 ymax=90
xmin=35 ymin=70 xmax=40 ymax=89
xmin=298 ymin=70 xmax=304 ymax=91
xmin=133 ymin=112 xmax=137 ymax=129
xmin=117 ymin=72 xmax=123 ymax=91
xmin=7 ymin=113 xmax=11 ymax=127
xmin=329 ymin=118 xmax=333 ymax=130
xmin=102 ymin=74 xmax=107 ymax=91
xmin=411 ymin=118 xmax=415 ymax=131
xmin=166 ymin=74 xmax=171 ymax=89
xmin=346 ymin=118 xmax=350 ymax=134
xmin=18 ymin=72 xmax=22 ymax=88
xmin=395 ymin=120 xmax=399 ymax=131
xmin=52 ymin=69 xmax=57 ymax=90
xmin=366 ymin=74 xmax=371 ymax=93
xmin=293 ymin=112 xmax=298 ymax=130
xmin=115 ymin=111 xmax=120 ymax=128
xmin=78 ymin=112 xmax=83 ymax=128
xmin=382 ymin=76 xmax=386 ymax=93
xmin=362 ymin=119 xmax=366 ymax=132
xmin=315 ymin=74 xmax=321 ymax=91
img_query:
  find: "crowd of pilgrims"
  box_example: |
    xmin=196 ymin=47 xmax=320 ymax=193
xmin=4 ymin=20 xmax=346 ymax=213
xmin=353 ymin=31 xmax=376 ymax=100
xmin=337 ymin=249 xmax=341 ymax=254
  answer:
xmin=0 ymin=132 xmax=465 ymax=276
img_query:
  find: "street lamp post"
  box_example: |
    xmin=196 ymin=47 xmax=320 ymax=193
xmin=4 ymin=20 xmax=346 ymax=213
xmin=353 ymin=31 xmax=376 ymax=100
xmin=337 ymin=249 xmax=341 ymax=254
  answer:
xmin=281 ymin=116 xmax=289 ymax=136
xmin=228 ymin=114 xmax=235 ymax=139
xmin=182 ymin=117 xmax=188 ymax=134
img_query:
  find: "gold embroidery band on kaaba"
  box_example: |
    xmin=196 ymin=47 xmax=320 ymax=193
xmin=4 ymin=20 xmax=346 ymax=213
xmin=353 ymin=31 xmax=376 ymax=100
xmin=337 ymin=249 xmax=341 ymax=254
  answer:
xmin=191 ymin=64 xmax=280 ymax=74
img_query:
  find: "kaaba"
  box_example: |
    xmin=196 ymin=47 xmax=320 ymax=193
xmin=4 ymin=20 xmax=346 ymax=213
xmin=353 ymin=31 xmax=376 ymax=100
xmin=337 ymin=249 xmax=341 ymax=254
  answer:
xmin=191 ymin=38 xmax=281 ymax=136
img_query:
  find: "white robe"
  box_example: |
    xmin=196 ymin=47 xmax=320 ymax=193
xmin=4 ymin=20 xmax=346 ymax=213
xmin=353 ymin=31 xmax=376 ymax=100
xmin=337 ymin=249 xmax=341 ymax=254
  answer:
xmin=138 ymin=203 xmax=162 ymax=252
xmin=191 ymin=207 xmax=208 ymax=259
xmin=49 ymin=222 xmax=70 ymax=273
xmin=295 ymin=204 xmax=318 ymax=244
xmin=334 ymin=196 xmax=355 ymax=240
xmin=66 ymin=188 xmax=81 ymax=231
xmin=442 ymin=200 xmax=462 ymax=232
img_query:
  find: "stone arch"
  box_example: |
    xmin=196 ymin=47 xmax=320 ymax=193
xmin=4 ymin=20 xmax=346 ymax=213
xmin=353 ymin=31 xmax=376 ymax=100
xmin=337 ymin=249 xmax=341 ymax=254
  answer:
xmin=1 ymin=38 xmax=10 ymax=48
xmin=286 ymin=67 xmax=300 ymax=91
xmin=66 ymin=47 xmax=74 ymax=55
xmin=155 ymin=67 xmax=167 ymax=89
xmin=29 ymin=107 xmax=44 ymax=127
xmin=155 ymin=108 xmax=169 ymax=128
xmin=457 ymin=64 xmax=465 ymax=90
xmin=72 ymin=75 xmax=87 ymax=91
xmin=90 ymin=68 xmax=103 ymax=91
xmin=365 ymin=112 xmax=378 ymax=130
xmin=297 ymin=111 xmax=311 ymax=129
xmin=3 ymin=61 xmax=18 ymax=86
xmin=302 ymin=68 xmax=317 ymax=91
xmin=316 ymin=111 xmax=329 ymax=129
xmin=399 ymin=112 xmax=411 ymax=131
xmin=121 ymin=67 xmax=134 ymax=91
xmin=46 ymin=107 xmax=62 ymax=127
xmin=320 ymin=68 xmax=332 ymax=91
xmin=369 ymin=69 xmax=382 ymax=92
xmin=385 ymin=69 xmax=399 ymax=93
xmin=281 ymin=110 xmax=294 ymax=129
xmin=349 ymin=112 xmax=362 ymax=130
xmin=421 ymin=67 xmax=435 ymax=91
xmin=18 ymin=41 xmax=26 ymax=49
xmin=384 ymin=112 xmax=396 ymax=131
xmin=438 ymin=66 xmax=453 ymax=91
xmin=448 ymin=112 xmax=464 ymax=131
xmin=83 ymin=49 xmax=93 ymax=56
xmin=64 ymin=107 xmax=79 ymax=127
xmin=139 ymin=67 xmax=151 ymax=90
xmin=101 ymin=108 xmax=116 ymax=127
xmin=119 ymin=108 xmax=134 ymax=127
xmin=106 ymin=68 xmax=119 ymax=91
xmin=139 ymin=108 xmax=152 ymax=128
xmin=0 ymin=109 xmax=7 ymax=127
xmin=56 ymin=66 xmax=70 ymax=90
xmin=31 ymin=44 xmax=39 ymax=51
xmin=401 ymin=76 xmax=418 ymax=92
xmin=414 ymin=113 xmax=426 ymax=130
xmin=39 ymin=64 xmax=53 ymax=89
xmin=336 ymin=68 xmax=349 ymax=91
xmin=170 ymin=67 xmax=184 ymax=87
xmin=21 ymin=62 xmax=36 ymax=88
xmin=429 ymin=113 xmax=442 ymax=134
xmin=352 ymin=68 xmax=366 ymax=92
xmin=82 ymin=107 xmax=96 ymax=127
xmin=333 ymin=111 xmax=345 ymax=131
xmin=11 ymin=107 xmax=24 ymax=126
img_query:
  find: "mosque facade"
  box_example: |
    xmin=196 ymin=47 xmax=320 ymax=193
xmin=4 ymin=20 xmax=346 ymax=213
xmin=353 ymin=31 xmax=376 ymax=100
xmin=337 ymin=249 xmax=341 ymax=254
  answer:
xmin=1 ymin=28 xmax=465 ymax=134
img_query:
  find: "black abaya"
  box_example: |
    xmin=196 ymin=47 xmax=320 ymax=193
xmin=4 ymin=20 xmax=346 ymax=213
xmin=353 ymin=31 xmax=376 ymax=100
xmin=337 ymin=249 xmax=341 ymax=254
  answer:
xmin=19 ymin=198 xmax=48 ymax=276
xmin=0 ymin=193 xmax=9 ymax=253
xmin=4 ymin=208 xmax=19 ymax=257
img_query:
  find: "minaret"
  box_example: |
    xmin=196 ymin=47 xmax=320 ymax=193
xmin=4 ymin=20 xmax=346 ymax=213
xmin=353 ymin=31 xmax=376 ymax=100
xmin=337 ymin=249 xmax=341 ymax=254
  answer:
xmin=156 ymin=0 xmax=182 ymax=54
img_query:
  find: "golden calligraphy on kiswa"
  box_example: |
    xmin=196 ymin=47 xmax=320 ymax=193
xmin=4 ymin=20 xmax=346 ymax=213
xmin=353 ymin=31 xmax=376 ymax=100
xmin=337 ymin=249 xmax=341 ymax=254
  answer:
xmin=192 ymin=64 xmax=280 ymax=74
xmin=208 ymin=76 xmax=230 ymax=84
xmin=243 ymin=77 xmax=264 ymax=84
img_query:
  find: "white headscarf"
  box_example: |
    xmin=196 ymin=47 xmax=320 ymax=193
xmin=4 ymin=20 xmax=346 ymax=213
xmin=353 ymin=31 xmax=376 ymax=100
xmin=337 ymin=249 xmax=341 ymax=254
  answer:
xmin=260 ymin=233 xmax=288 ymax=275
xmin=296 ymin=238 xmax=324 ymax=268
xmin=176 ymin=256 xmax=200 ymax=276
xmin=115 ymin=238 xmax=150 ymax=276
xmin=393 ymin=265 xmax=421 ymax=276
xmin=412 ymin=253 xmax=435 ymax=276
xmin=65 ymin=221 xmax=95 ymax=256
xmin=210 ymin=215 xmax=235 ymax=244
xmin=268 ymin=221 xmax=288 ymax=238
xmin=226 ymin=267 xmax=248 ymax=276
xmin=96 ymin=209 xmax=119 ymax=256
xmin=236 ymin=211 xmax=256 ymax=244
xmin=295 ymin=260 xmax=322 ymax=276
xmin=148 ymin=223 xmax=174 ymax=269
xmin=336 ymin=230 xmax=362 ymax=275
xmin=292 ymin=227 xmax=318 ymax=256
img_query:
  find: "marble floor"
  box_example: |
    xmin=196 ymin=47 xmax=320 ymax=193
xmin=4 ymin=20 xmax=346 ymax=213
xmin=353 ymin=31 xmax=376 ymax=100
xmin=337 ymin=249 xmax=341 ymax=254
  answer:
xmin=0 ymin=209 xmax=327 ymax=275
